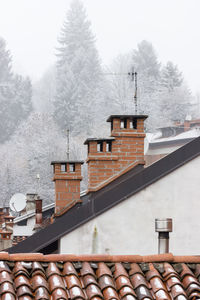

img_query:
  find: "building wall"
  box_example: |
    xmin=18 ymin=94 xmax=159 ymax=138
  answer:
xmin=60 ymin=155 xmax=200 ymax=255
xmin=13 ymin=216 xmax=35 ymax=237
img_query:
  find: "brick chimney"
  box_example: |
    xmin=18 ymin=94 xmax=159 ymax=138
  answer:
xmin=85 ymin=115 xmax=147 ymax=192
xmin=0 ymin=214 xmax=14 ymax=251
xmin=51 ymin=161 xmax=84 ymax=216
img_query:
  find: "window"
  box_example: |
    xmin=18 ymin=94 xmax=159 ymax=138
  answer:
xmin=61 ymin=164 xmax=66 ymax=172
xmin=131 ymin=119 xmax=137 ymax=129
xmin=120 ymin=119 xmax=127 ymax=129
xmin=97 ymin=142 xmax=103 ymax=152
xmin=69 ymin=163 xmax=75 ymax=172
xmin=106 ymin=142 xmax=112 ymax=152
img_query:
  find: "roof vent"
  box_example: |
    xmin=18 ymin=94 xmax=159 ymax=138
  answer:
xmin=155 ymin=218 xmax=172 ymax=254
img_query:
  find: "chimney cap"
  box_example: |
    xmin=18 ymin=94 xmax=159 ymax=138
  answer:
xmin=51 ymin=160 xmax=84 ymax=165
xmin=4 ymin=215 xmax=15 ymax=219
xmin=155 ymin=218 xmax=173 ymax=232
xmin=84 ymin=137 xmax=115 ymax=145
xmin=107 ymin=115 xmax=148 ymax=122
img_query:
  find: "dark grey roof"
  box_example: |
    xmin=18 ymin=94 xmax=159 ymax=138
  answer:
xmin=84 ymin=137 xmax=115 ymax=145
xmin=107 ymin=115 xmax=148 ymax=122
xmin=8 ymin=136 xmax=200 ymax=254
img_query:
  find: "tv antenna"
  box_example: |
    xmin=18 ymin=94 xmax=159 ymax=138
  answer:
xmin=66 ymin=129 xmax=70 ymax=160
xmin=9 ymin=193 xmax=26 ymax=212
xmin=128 ymin=67 xmax=138 ymax=114
xmin=102 ymin=67 xmax=138 ymax=114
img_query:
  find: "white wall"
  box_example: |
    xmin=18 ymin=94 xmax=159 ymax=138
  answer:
xmin=60 ymin=155 xmax=200 ymax=255
xmin=13 ymin=216 xmax=35 ymax=236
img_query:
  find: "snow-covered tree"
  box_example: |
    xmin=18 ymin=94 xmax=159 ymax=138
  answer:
xmin=54 ymin=0 xmax=103 ymax=135
xmin=132 ymin=40 xmax=160 ymax=80
xmin=107 ymin=53 xmax=134 ymax=114
xmin=0 ymin=112 xmax=89 ymax=206
xmin=32 ymin=65 xmax=56 ymax=113
xmin=161 ymin=61 xmax=183 ymax=92
xmin=0 ymin=37 xmax=33 ymax=143
xmin=0 ymin=38 xmax=12 ymax=83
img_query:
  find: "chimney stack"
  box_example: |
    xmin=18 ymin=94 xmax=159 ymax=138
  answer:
xmin=34 ymin=197 xmax=43 ymax=230
xmin=26 ymin=193 xmax=38 ymax=212
xmin=155 ymin=218 xmax=173 ymax=254
xmin=51 ymin=161 xmax=84 ymax=216
xmin=85 ymin=115 xmax=147 ymax=192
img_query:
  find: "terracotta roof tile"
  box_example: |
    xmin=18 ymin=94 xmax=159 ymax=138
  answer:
xmin=83 ymin=274 xmax=99 ymax=288
xmin=102 ymin=286 xmax=119 ymax=300
xmin=68 ymin=286 xmax=85 ymax=299
xmin=35 ymin=286 xmax=49 ymax=299
xmin=114 ymin=263 xmax=129 ymax=279
xmin=170 ymin=284 xmax=188 ymax=298
xmin=63 ymin=262 xmax=79 ymax=276
xmin=1 ymin=293 xmax=16 ymax=300
xmin=31 ymin=274 xmax=49 ymax=291
xmin=115 ymin=275 xmax=133 ymax=290
xmin=134 ymin=285 xmax=153 ymax=299
xmin=81 ymin=261 xmax=96 ymax=277
xmin=119 ymin=286 xmax=137 ymax=298
xmin=14 ymin=274 xmax=30 ymax=288
xmin=0 ymin=282 xmax=15 ymax=296
xmin=97 ymin=262 xmax=112 ymax=278
xmin=0 ymin=270 xmax=13 ymax=284
xmin=51 ymin=287 xmax=68 ymax=299
xmin=121 ymin=295 xmax=137 ymax=300
xmin=2 ymin=253 xmax=200 ymax=298
xmin=17 ymin=285 xmax=33 ymax=297
xmin=98 ymin=275 xmax=116 ymax=290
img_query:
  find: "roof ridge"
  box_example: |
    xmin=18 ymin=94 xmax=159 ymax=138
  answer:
xmin=1 ymin=252 xmax=200 ymax=263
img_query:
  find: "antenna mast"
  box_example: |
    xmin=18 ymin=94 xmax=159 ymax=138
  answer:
xmin=128 ymin=68 xmax=138 ymax=114
xmin=134 ymin=71 xmax=138 ymax=114
xmin=67 ymin=129 xmax=70 ymax=160
xmin=102 ymin=67 xmax=138 ymax=114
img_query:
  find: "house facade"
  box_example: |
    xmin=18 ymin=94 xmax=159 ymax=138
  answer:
xmin=8 ymin=116 xmax=200 ymax=255
xmin=60 ymin=154 xmax=200 ymax=255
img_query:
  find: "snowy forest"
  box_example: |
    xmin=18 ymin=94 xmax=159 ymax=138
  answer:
xmin=0 ymin=0 xmax=199 ymax=206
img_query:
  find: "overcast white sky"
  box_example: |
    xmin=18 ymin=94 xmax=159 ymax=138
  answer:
xmin=0 ymin=0 xmax=199 ymax=93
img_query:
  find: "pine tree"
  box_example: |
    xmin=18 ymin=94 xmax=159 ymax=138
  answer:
xmin=161 ymin=61 xmax=183 ymax=92
xmin=0 ymin=37 xmax=33 ymax=143
xmin=54 ymin=0 xmax=103 ymax=135
xmin=0 ymin=38 xmax=12 ymax=83
xmin=133 ymin=40 xmax=161 ymax=82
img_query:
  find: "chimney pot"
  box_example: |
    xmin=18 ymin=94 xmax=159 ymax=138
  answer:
xmin=34 ymin=197 xmax=43 ymax=230
xmin=155 ymin=218 xmax=173 ymax=254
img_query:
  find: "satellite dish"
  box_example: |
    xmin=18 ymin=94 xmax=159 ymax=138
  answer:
xmin=9 ymin=193 xmax=26 ymax=212
xmin=144 ymin=137 xmax=149 ymax=155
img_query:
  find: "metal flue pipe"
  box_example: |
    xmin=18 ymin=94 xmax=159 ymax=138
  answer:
xmin=155 ymin=218 xmax=173 ymax=254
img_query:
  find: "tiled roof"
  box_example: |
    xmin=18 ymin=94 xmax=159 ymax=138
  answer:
xmin=1 ymin=253 xmax=200 ymax=299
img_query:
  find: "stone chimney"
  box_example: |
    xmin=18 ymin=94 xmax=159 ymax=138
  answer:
xmin=26 ymin=193 xmax=38 ymax=212
xmin=51 ymin=161 xmax=84 ymax=216
xmin=85 ymin=115 xmax=147 ymax=192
